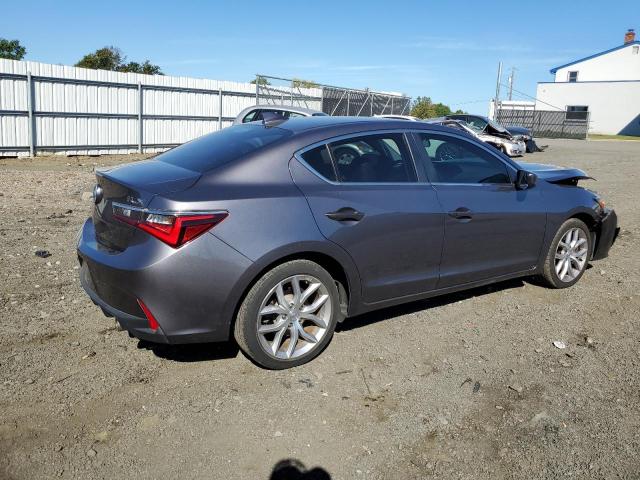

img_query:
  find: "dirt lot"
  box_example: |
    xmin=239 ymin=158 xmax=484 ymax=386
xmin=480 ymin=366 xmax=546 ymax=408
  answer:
xmin=1 ymin=139 xmax=639 ymax=479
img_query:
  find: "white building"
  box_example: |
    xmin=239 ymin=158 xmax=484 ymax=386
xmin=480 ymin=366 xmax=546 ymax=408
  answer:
xmin=535 ymin=29 xmax=640 ymax=136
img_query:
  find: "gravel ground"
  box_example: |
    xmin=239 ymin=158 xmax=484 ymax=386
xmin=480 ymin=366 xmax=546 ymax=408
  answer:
xmin=1 ymin=139 xmax=639 ymax=480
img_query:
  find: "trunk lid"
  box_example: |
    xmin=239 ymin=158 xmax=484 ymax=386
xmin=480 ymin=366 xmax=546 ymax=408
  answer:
xmin=92 ymin=160 xmax=201 ymax=251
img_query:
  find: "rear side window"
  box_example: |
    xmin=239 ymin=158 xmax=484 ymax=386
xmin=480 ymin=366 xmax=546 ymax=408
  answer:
xmin=416 ymin=132 xmax=510 ymax=184
xmin=158 ymin=124 xmax=292 ymax=173
xmin=328 ymin=133 xmax=416 ymax=183
xmin=301 ymin=145 xmax=337 ymax=181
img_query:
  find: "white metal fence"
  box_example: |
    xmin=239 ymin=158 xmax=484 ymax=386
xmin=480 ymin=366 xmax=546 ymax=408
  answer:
xmin=0 ymin=59 xmax=322 ymax=157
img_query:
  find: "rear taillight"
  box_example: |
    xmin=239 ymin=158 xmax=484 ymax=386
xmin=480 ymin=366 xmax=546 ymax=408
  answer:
xmin=113 ymin=204 xmax=227 ymax=248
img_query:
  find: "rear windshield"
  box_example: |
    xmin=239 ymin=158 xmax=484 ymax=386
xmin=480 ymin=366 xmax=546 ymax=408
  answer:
xmin=157 ymin=124 xmax=292 ymax=172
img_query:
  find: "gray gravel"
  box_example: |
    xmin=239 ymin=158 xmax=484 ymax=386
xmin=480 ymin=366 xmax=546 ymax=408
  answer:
xmin=1 ymin=139 xmax=639 ymax=479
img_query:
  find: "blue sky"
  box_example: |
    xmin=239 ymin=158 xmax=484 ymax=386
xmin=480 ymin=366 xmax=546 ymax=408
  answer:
xmin=2 ymin=0 xmax=635 ymax=114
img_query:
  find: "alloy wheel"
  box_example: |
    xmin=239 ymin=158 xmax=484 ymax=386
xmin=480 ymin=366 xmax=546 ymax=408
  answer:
xmin=256 ymin=275 xmax=332 ymax=360
xmin=554 ymin=227 xmax=588 ymax=282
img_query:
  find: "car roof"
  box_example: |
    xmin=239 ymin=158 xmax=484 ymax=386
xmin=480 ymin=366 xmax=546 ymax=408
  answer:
xmin=262 ymin=115 xmax=463 ymax=138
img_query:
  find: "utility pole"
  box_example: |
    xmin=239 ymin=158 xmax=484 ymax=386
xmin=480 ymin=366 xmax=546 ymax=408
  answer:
xmin=508 ymin=67 xmax=516 ymax=101
xmin=494 ymin=62 xmax=502 ymax=120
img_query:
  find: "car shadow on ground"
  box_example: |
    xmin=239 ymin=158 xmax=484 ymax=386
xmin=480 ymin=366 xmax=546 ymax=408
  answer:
xmin=336 ymin=277 xmax=527 ymax=333
xmin=138 ymin=276 xmax=546 ymax=363
xmin=137 ymin=338 xmax=240 ymax=362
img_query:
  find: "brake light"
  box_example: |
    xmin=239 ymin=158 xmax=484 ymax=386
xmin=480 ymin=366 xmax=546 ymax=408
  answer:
xmin=113 ymin=204 xmax=227 ymax=248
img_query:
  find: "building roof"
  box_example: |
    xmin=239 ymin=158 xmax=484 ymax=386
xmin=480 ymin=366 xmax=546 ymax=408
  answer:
xmin=549 ymin=41 xmax=640 ymax=74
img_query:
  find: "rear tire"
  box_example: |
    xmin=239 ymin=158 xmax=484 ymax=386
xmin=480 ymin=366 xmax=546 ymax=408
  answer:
xmin=540 ymin=218 xmax=591 ymax=288
xmin=233 ymin=260 xmax=340 ymax=369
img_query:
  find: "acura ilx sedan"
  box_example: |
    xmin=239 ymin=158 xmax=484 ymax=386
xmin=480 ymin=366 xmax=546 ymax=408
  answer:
xmin=78 ymin=116 xmax=618 ymax=369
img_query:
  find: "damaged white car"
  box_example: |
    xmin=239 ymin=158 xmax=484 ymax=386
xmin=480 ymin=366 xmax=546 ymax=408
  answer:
xmin=427 ymin=118 xmax=526 ymax=157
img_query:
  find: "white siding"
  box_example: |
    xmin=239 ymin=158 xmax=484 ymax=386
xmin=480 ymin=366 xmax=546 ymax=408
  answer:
xmin=553 ymin=43 xmax=640 ymax=82
xmin=536 ymin=81 xmax=640 ymax=135
xmin=0 ymin=59 xmax=322 ymax=156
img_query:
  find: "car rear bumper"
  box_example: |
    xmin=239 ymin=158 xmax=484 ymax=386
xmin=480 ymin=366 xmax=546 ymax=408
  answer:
xmin=80 ymin=263 xmax=171 ymax=343
xmin=592 ymin=209 xmax=619 ymax=261
xmin=77 ymin=218 xmax=253 ymax=344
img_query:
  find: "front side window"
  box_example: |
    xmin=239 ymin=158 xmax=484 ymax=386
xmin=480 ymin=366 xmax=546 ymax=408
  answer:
xmin=328 ymin=133 xmax=416 ymax=183
xmin=568 ymin=71 xmax=578 ymax=82
xmin=416 ymin=133 xmax=511 ymax=184
xmin=242 ymin=110 xmax=260 ymax=123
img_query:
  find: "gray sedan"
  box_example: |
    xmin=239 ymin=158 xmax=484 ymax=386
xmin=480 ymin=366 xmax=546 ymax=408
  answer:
xmin=78 ymin=116 xmax=618 ymax=369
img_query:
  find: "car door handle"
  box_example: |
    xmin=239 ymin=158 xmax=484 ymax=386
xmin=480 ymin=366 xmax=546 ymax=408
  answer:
xmin=448 ymin=208 xmax=473 ymax=220
xmin=325 ymin=207 xmax=365 ymax=222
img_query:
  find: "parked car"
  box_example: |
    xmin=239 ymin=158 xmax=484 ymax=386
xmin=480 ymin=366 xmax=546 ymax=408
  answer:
xmin=428 ymin=118 xmax=526 ymax=157
xmin=374 ymin=114 xmax=420 ymax=121
xmin=78 ymin=116 xmax=618 ymax=369
xmin=446 ymin=114 xmax=541 ymax=152
xmin=233 ymin=105 xmax=328 ymax=125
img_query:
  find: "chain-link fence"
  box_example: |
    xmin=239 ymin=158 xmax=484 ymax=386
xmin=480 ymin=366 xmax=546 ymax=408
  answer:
xmin=322 ymin=87 xmax=410 ymax=116
xmin=495 ymin=108 xmax=590 ymax=139
xmin=255 ymin=75 xmax=411 ymax=117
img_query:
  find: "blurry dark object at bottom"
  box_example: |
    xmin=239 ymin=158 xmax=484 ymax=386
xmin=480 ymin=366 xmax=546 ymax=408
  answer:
xmin=270 ymin=459 xmax=331 ymax=480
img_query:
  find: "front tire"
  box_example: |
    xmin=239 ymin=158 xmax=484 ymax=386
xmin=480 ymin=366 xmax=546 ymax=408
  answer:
xmin=541 ymin=218 xmax=591 ymax=288
xmin=233 ymin=260 xmax=340 ymax=369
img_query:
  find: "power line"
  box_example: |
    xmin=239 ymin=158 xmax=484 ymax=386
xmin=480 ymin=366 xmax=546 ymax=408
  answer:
xmin=498 ymin=82 xmax=564 ymax=111
xmin=449 ymin=99 xmax=489 ymax=106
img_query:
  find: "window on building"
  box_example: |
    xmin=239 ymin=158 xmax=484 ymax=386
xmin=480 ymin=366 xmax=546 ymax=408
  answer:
xmin=568 ymin=71 xmax=578 ymax=82
xmin=566 ymin=105 xmax=589 ymax=120
xmin=633 ymin=45 xmax=639 ymax=55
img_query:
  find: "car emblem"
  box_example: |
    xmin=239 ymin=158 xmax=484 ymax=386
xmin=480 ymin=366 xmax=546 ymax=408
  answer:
xmin=93 ymin=184 xmax=104 ymax=204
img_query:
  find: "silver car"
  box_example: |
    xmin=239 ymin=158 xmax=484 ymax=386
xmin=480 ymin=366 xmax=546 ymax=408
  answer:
xmin=233 ymin=105 xmax=328 ymax=125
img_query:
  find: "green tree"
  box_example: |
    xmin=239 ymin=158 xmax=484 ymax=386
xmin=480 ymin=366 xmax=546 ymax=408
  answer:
xmin=292 ymin=78 xmax=318 ymax=88
xmin=119 ymin=60 xmax=163 ymax=75
xmin=410 ymin=96 xmax=461 ymax=119
xmin=250 ymin=75 xmax=271 ymax=85
xmin=76 ymin=46 xmax=123 ymax=70
xmin=410 ymin=96 xmax=436 ymax=119
xmin=0 ymin=38 xmax=26 ymax=60
xmin=75 ymin=46 xmax=162 ymax=75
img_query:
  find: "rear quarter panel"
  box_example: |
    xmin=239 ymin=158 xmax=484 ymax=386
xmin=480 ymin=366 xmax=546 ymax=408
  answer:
xmin=148 ymin=143 xmax=364 ymax=319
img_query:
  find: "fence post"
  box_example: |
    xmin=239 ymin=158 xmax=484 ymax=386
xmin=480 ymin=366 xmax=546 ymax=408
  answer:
xmin=531 ymin=104 xmax=537 ymax=137
xmin=137 ymin=82 xmax=143 ymax=153
xmin=390 ymin=97 xmax=394 ymax=115
xmin=370 ymin=93 xmax=373 ymax=116
xmin=346 ymin=91 xmax=350 ymax=115
xmin=255 ymin=76 xmax=259 ymax=104
xmin=26 ymin=72 xmax=36 ymax=157
xmin=218 ymin=87 xmax=223 ymax=130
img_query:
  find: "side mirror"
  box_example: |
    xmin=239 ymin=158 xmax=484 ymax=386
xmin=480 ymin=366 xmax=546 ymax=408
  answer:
xmin=515 ymin=170 xmax=537 ymax=190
